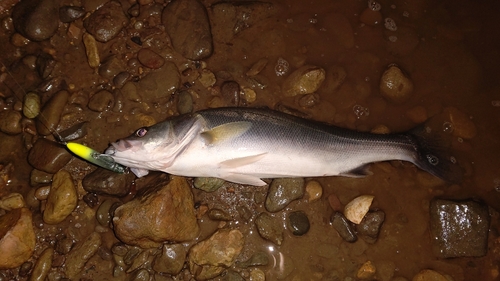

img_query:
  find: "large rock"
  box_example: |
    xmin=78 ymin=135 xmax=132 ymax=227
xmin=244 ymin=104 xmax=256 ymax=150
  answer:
xmin=188 ymin=229 xmax=244 ymax=280
xmin=0 ymin=208 xmax=36 ymax=269
xmin=162 ymin=0 xmax=213 ymax=60
xmin=84 ymin=1 xmax=129 ymax=43
xmin=265 ymin=178 xmax=304 ymax=212
xmin=113 ymin=176 xmax=199 ymax=248
xmin=12 ymin=0 xmax=59 ymax=41
xmin=429 ymin=199 xmax=489 ymax=258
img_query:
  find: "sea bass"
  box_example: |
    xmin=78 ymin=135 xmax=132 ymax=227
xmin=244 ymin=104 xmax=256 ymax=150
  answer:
xmin=104 ymin=107 xmax=462 ymax=186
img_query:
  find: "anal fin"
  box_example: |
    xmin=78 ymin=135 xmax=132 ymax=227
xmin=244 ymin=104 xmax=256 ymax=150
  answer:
xmin=220 ymin=173 xmax=267 ymax=186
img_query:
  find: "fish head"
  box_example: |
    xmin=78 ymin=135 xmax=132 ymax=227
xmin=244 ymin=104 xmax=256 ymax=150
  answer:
xmin=104 ymin=121 xmax=180 ymax=176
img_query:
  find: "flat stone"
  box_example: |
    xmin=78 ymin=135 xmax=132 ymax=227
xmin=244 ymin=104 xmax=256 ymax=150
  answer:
xmin=188 ymin=229 xmax=244 ymax=280
xmin=429 ymin=199 xmax=489 ymax=258
xmin=82 ymin=168 xmax=134 ymax=197
xmin=112 ymin=176 xmax=199 ymax=248
xmin=28 ymin=138 xmax=72 ymax=174
xmin=255 ymin=212 xmax=283 ymax=245
xmin=162 ymin=0 xmax=213 ymax=60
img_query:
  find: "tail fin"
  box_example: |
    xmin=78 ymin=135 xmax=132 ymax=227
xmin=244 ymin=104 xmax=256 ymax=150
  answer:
xmin=407 ymin=126 xmax=463 ymax=184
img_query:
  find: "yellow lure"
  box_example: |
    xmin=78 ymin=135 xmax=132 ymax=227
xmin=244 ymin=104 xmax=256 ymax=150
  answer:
xmin=66 ymin=142 xmax=127 ymax=173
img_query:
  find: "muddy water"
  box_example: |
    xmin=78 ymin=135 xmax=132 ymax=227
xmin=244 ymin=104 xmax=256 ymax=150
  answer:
xmin=1 ymin=0 xmax=500 ymax=280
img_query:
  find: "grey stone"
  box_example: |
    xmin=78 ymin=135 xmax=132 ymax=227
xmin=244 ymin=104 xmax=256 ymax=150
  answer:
xmin=429 ymin=199 xmax=489 ymax=258
xmin=330 ymin=212 xmax=357 ymax=243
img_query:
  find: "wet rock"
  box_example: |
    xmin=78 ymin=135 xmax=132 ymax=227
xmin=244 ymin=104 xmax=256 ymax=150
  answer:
xmin=198 ymin=69 xmax=216 ymax=88
xmin=113 ymin=72 xmax=130 ymax=88
xmin=344 ymin=195 xmax=374 ymax=224
xmin=282 ymin=65 xmax=326 ymax=97
xmin=412 ymin=269 xmax=448 ymax=281
xmin=23 ymin=92 xmax=41 ymax=119
xmin=194 ymin=177 xmax=225 ymax=192
xmin=138 ymin=62 xmax=180 ymax=100
xmin=237 ymin=205 xmax=252 ymax=222
xmin=221 ymin=81 xmax=240 ymax=106
xmin=162 ymin=0 xmax=213 ymax=60
xmin=36 ymin=90 xmax=70 ymax=136
xmin=99 ymin=55 xmax=127 ymax=80
xmin=357 ymin=260 xmax=376 ymax=280
xmin=28 ymin=138 xmax=72 ymax=174
xmin=319 ymin=65 xmax=347 ymax=95
xmin=444 ymin=107 xmax=477 ymax=139
xmin=0 ymin=110 xmax=22 ymax=135
xmin=330 ymin=212 xmax=357 ymax=242
xmin=96 ymin=200 xmax=115 ymax=226
xmin=208 ymin=208 xmax=232 ymax=221
xmin=152 ymin=244 xmax=186 ymax=275
xmin=0 ymin=208 xmax=36 ymax=269
xmin=250 ymin=268 xmax=265 ymax=281
xmin=323 ymin=13 xmax=355 ymax=48
xmin=113 ymin=176 xmax=199 ymax=248
xmin=357 ymin=210 xmax=385 ymax=244
xmin=30 ymin=247 xmax=54 ymax=281
xmin=177 ymin=90 xmax=193 ymax=114
xmin=287 ymin=211 xmax=311 ymax=237
xmin=137 ymin=48 xmax=165 ymax=69
xmin=59 ymin=6 xmax=85 ymax=23
xmin=379 ymin=64 xmax=413 ymax=104
xmin=236 ymin=252 xmax=269 ymax=268
xmin=223 ymin=271 xmax=245 ymax=281
xmin=84 ymin=1 xmax=129 ymax=43
xmin=305 ymin=180 xmax=322 ymax=202
xmin=360 ymin=8 xmax=382 ymax=26
xmin=19 ymin=262 xmax=32 ymax=277
xmin=298 ymin=93 xmax=320 ymax=108
xmin=12 ymin=0 xmax=58 ymax=41
xmin=65 ymin=232 xmax=102 ymax=279
xmin=265 ymin=178 xmax=304 ymax=212
xmin=56 ymin=122 xmax=89 ymax=142
xmin=406 ymin=106 xmax=427 ymax=124
xmin=429 ymin=199 xmax=489 ymax=258
xmin=83 ymin=33 xmax=100 ymax=68
xmin=328 ymin=193 xmax=342 ymax=211
xmin=43 ymin=170 xmax=78 ymax=224
xmin=0 ymin=193 xmax=26 ymax=210
xmin=30 ymin=169 xmax=53 ymax=186
xmin=36 ymin=53 xmax=56 ymax=79
xmin=82 ymin=168 xmax=134 ymax=197
xmin=242 ymin=87 xmax=257 ymax=103
xmin=210 ymin=2 xmax=277 ymax=43
xmin=188 ymin=228 xmax=244 ymax=280
xmin=88 ymin=90 xmax=114 ymax=112
xmin=255 ymin=212 xmax=283 ymax=245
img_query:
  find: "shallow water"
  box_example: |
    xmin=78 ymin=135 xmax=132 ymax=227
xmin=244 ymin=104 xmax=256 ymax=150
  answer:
xmin=1 ymin=0 xmax=500 ymax=280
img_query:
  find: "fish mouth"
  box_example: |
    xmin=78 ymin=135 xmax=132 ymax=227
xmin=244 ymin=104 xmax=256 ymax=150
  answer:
xmin=105 ymin=139 xmax=144 ymax=155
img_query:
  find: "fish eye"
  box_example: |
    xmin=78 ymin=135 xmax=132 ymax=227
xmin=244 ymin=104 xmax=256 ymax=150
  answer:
xmin=426 ymin=154 xmax=439 ymax=166
xmin=135 ymin=127 xmax=148 ymax=137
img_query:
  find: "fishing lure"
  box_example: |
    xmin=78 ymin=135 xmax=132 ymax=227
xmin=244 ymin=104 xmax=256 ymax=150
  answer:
xmin=66 ymin=142 xmax=127 ymax=174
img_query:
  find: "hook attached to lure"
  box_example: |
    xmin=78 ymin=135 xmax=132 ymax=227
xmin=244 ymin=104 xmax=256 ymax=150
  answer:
xmin=66 ymin=142 xmax=127 ymax=174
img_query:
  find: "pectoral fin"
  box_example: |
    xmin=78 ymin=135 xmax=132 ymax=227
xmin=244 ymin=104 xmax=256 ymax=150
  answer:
xmin=219 ymin=153 xmax=267 ymax=168
xmin=201 ymin=121 xmax=252 ymax=145
xmin=220 ymin=173 xmax=267 ymax=186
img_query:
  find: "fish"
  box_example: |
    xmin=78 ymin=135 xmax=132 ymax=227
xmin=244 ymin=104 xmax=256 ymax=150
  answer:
xmin=103 ymin=107 xmax=463 ymax=186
